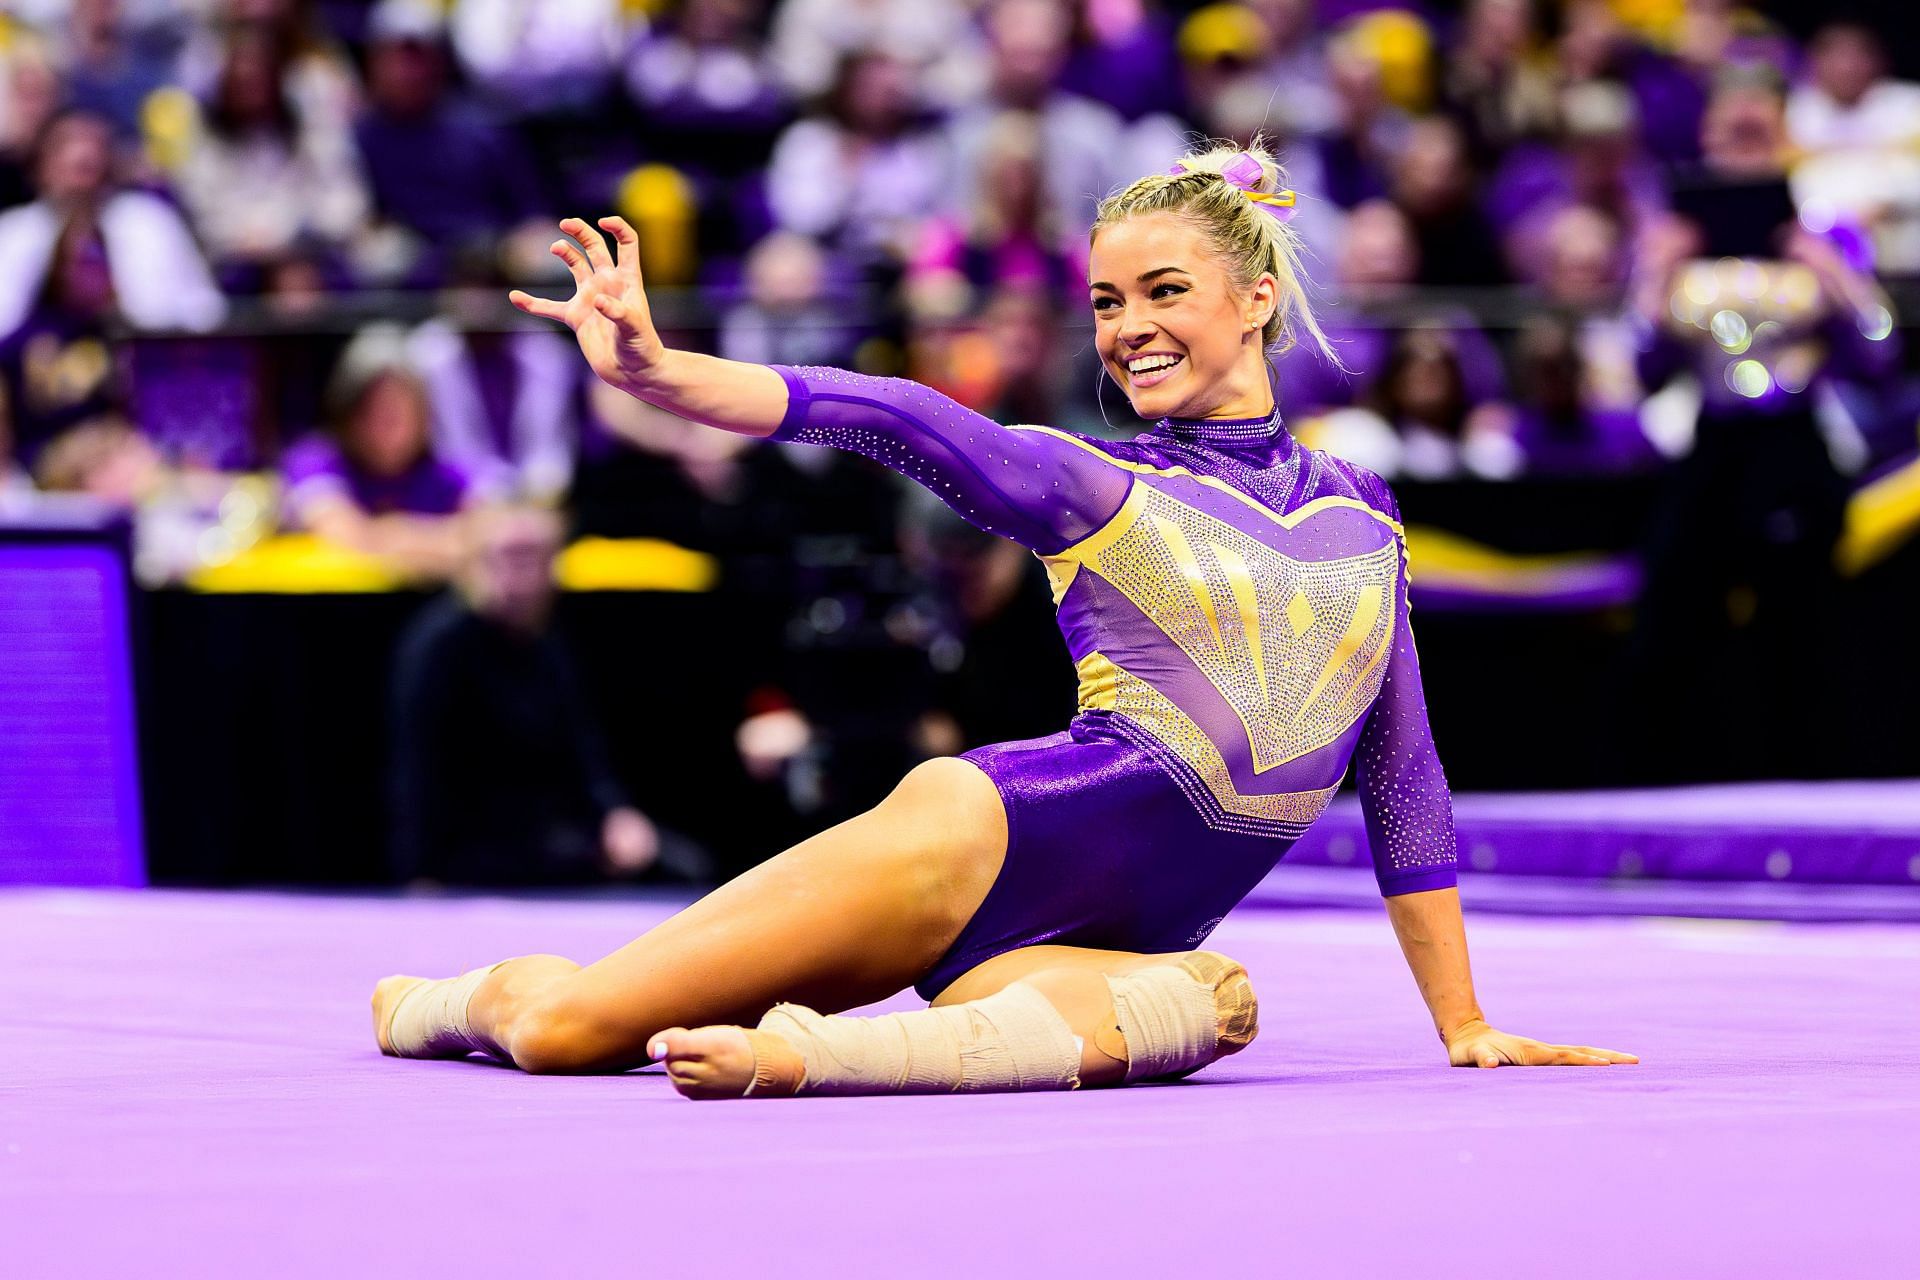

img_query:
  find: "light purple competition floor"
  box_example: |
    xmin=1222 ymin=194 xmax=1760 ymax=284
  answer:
xmin=5 ymin=888 xmax=1916 ymax=1277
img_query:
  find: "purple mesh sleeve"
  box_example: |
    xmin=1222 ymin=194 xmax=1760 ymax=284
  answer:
xmin=1350 ymin=473 xmax=1459 ymax=895
xmin=769 ymin=365 xmax=1132 ymax=554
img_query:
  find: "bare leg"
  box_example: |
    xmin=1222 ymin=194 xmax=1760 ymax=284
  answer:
xmin=372 ymin=758 xmax=1007 ymax=1074
xmin=652 ymin=945 xmax=1257 ymax=1097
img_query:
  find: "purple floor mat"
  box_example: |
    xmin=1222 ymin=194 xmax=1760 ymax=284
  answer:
xmin=1284 ymin=778 xmax=1920 ymax=883
xmin=4 ymin=888 xmax=1916 ymax=1277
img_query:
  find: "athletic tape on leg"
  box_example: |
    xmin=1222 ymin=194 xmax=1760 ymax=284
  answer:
xmin=751 ymin=980 xmax=1082 ymax=1096
xmin=384 ymin=963 xmax=506 ymax=1060
xmin=1110 ymin=951 xmax=1259 ymax=1083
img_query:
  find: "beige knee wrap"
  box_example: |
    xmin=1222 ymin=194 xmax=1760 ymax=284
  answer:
xmin=384 ymin=963 xmax=506 ymax=1060
xmin=1107 ymin=951 xmax=1259 ymax=1083
xmin=748 ymin=980 xmax=1083 ymax=1096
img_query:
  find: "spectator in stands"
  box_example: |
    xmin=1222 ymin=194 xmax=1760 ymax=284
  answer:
xmin=58 ymin=0 xmax=176 ymax=137
xmin=765 ymin=50 xmax=945 ymax=275
xmin=719 ymin=230 xmax=862 ymax=369
xmin=620 ymin=0 xmax=791 ymax=270
xmin=768 ymin=0 xmax=987 ymax=112
xmin=0 ymin=34 xmax=63 ymax=209
xmin=908 ymin=110 xmax=1081 ymax=309
xmin=175 ymin=0 xmax=361 ymax=137
xmin=447 ymin=0 xmax=624 ymax=118
xmin=1787 ymin=21 xmax=1920 ymax=276
xmin=623 ymin=0 xmax=789 ymax=168
xmin=389 ymin=503 xmax=706 ymax=887
xmin=1509 ymin=203 xmax=1645 ymax=433
xmin=1491 ymin=81 xmax=1665 ymax=275
xmin=1275 ymin=198 xmax=1506 ymax=417
xmin=943 ymin=0 xmax=1181 ymax=243
xmin=1320 ymin=328 xmax=1519 ymax=481
xmin=976 ymin=282 xmax=1070 ymax=427
xmin=0 ymin=108 xmax=223 ymax=339
xmin=1441 ymin=0 xmax=1557 ymax=166
xmin=405 ymin=291 xmax=582 ymax=505
xmin=1505 ymin=316 xmax=1655 ymax=477
xmin=29 ymin=411 xmax=162 ymax=503
xmin=171 ymin=21 xmax=370 ymax=283
xmin=1391 ymin=114 xmax=1510 ymax=287
xmin=1386 ymin=329 xmax=1521 ymax=480
xmin=0 ymin=209 xmax=123 ymax=470
xmin=352 ymin=0 xmax=550 ymax=287
xmin=1059 ymin=0 xmax=1186 ymax=127
xmin=281 ymin=325 xmax=473 ymax=579
xmin=1313 ymin=25 xmax=1408 ymax=209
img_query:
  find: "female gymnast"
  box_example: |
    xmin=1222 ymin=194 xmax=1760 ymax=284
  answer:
xmin=373 ymin=141 xmax=1637 ymax=1097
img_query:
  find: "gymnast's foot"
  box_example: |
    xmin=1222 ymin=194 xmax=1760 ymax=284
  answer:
xmin=651 ymin=1025 xmax=806 ymax=1099
xmin=371 ymin=975 xmax=432 ymax=1056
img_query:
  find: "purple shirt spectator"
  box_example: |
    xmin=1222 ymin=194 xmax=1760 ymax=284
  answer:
xmin=1059 ymin=3 xmax=1187 ymax=125
xmin=282 ymin=432 xmax=471 ymax=522
xmin=1279 ymin=316 xmax=1508 ymax=414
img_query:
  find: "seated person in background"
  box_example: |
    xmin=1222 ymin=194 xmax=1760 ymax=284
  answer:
xmin=352 ymin=0 xmax=554 ymax=287
xmin=0 ymin=107 xmax=224 ymax=340
xmin=717 ymin=230 xmax=862 ymax=370
xmin=907 ymin=109 xmax=1084 ymax=308
xmin=29 ymin=413 xmax=161 ymax=505
xmin=170 ymin=22 xmax=370 ymax=285
xmin=390 ymin=504 xmax=709 ymax=887
xmin=1274 ymin=198 xmax=1506 ymax=416
xmin=1505 ymin=316 xmax=1657 ymax=477
xmin=0 ymin=207 xmax=123 ymax=471
xmin=1390 ymin=114 xmax=1510 ymax=288
xmin=1305 ymin=328 xmax=1520 ymax=480
xmin=281 ymin=326 xmax=473 ymax=580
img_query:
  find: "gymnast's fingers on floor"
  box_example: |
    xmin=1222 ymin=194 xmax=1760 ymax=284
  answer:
xmin=1567 ymin=1044 xmax=1640 ymax=1064
xmin=1535 ymin=1042 xmax=1635 ymax=1066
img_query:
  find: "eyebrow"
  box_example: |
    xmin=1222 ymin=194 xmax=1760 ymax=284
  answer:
xmin=1088 ymin=266 xmax=1191 ymax=293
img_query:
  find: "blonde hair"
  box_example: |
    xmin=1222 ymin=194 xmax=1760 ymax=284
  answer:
xmin=1091 ymin=136 xmax=1338 ymax=366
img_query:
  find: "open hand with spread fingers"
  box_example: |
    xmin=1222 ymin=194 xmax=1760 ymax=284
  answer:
xmin=509 ymin=216 xmax=666 ymax=393
xmin=1445 ymin=1019 xmax=1640 ymax=1068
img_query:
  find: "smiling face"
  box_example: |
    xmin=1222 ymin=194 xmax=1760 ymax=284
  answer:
xmin=1088 ymin=212 xmax=1277 ymax=421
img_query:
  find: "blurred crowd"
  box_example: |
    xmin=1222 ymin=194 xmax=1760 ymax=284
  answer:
xmin=2 ymin=0 xmax=1917 ymax=877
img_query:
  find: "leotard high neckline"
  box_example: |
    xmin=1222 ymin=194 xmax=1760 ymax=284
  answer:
xmin=1155 ymin=402 xmax=1285 ymax=444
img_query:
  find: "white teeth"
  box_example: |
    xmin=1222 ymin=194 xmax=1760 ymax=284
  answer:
xmin=1127 ymin=354 xmax=1182 ymax=375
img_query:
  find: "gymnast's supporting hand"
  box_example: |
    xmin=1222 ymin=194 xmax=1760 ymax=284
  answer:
xmin=1385 ymin=887 xmax=1639 ymax=1068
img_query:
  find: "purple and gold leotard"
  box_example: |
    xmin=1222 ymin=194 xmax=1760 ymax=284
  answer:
xmin=770 ymin=366 xmax=1457 ymax=999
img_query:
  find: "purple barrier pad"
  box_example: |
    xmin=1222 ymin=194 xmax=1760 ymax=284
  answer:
xmin=0 ymin=544 xmax=144 ymax=886
xmin=1285 ymin=779 xmax=1920 ymax=884
xmin=4 ymin=888 xmax=1917 ymax=1277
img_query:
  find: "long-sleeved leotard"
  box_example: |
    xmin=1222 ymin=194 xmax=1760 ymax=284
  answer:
xmin=771 ymin=365 xmax=1457 ymax=998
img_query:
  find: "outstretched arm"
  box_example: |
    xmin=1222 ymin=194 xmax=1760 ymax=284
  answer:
xmin=512 ymin=217 xmax=1129 ymax=553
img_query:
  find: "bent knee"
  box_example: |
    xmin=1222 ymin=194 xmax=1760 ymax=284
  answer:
xmin=885 ymin=756 xmax=999 ymax=820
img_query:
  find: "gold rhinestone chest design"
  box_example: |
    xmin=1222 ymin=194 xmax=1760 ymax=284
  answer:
xmin=1047 ymin=478 xmax=1402 ymax=829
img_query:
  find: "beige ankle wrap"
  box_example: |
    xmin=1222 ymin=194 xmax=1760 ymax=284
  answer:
xmin=384 ymin=963 xmax=506 ymax=1060
xmin=751 ymin=980 xmax=1083 ymax=1096
xmin=736 ymin=951 xmax=1258 ymax=1097
xmin=1110 ymin=951 xmax=1259 ymax=1082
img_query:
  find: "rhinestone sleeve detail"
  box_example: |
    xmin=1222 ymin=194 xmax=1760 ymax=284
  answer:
xmin=769 ymin=365 xmax=1131 ymax=554
xmin=1349 ymin=473 xmax=1459 ymax=894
